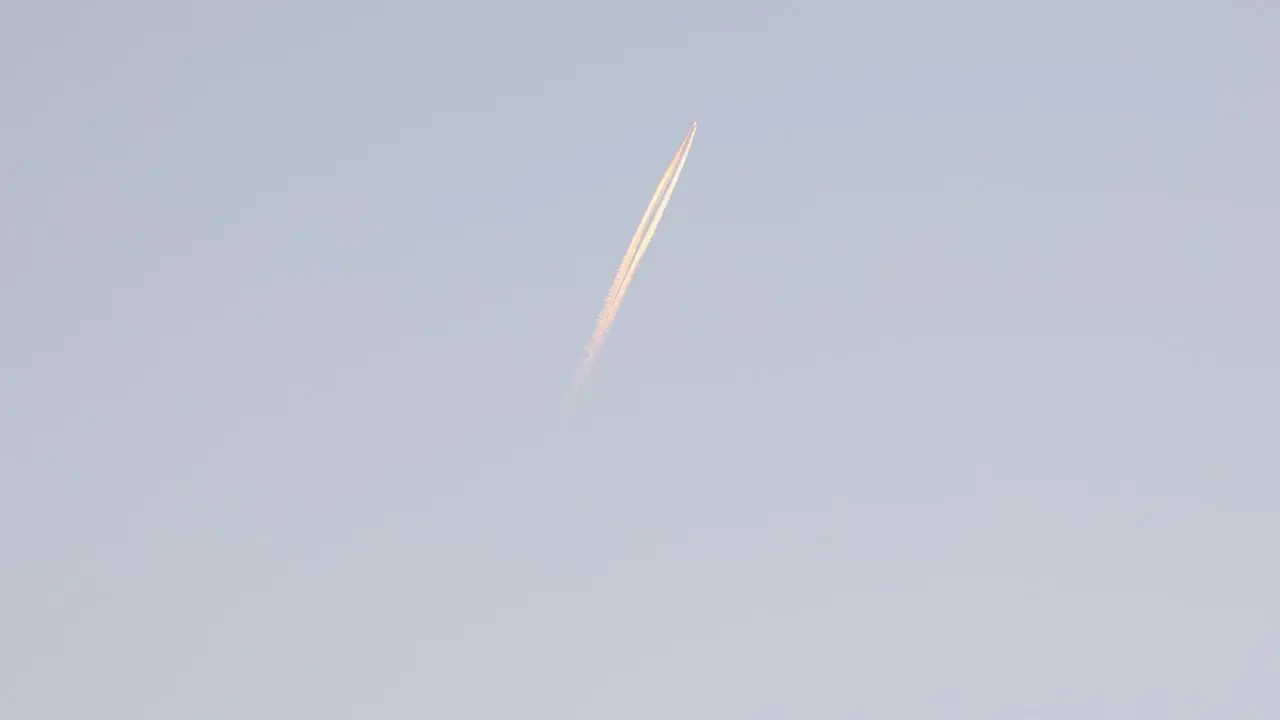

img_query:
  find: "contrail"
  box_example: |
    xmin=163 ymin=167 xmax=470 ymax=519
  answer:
xmin=588 ymin=126 xmax=693 ymax=362
xmin=581 ymin=123 xmax=696 ymax=377
xmin=592 ymin=125 xmax=695 ymax=355
xmin=601 ymin=125 xmax=695 ymax=337
xmin=570 ymin=122 xmax=697 ymax=396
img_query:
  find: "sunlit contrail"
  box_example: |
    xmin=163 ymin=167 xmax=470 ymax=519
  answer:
xmin=600 ymin=125 xmax=695 ymax=337
xmin=588 ymin=127 xmax=693 ymax=363
xmin=570 ymin=123 xmax=697 ymax=395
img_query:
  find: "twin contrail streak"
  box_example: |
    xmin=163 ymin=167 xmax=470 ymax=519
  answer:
xmin=570 ymin=122 xmax=697 ymax=396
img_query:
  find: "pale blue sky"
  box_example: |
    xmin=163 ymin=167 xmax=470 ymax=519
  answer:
xmin=3 ymin=1 xmax=1278 ymax=717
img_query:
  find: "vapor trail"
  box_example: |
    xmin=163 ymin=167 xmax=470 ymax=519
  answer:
xmin=599 ymin=125 xmax=695 ymax=337
xmin=570 ymin=123 xmax=697 ymax=395
xmin=587 ymin=127 xmax=693 ymax=363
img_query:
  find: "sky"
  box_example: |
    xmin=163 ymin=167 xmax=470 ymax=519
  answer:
xmin=2 ymin=0 xmax=1278 ymax=717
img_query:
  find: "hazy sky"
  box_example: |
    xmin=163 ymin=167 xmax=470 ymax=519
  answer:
xmin=3 ymin=1 xmax=1277 ymax=717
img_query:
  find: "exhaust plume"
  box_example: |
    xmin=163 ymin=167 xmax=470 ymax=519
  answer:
xmin=570 ymin=123 xmax=697 ymax=396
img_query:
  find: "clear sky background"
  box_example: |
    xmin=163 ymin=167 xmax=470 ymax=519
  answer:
xmin=3 ymin=1 xmax=1277 ymax=717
